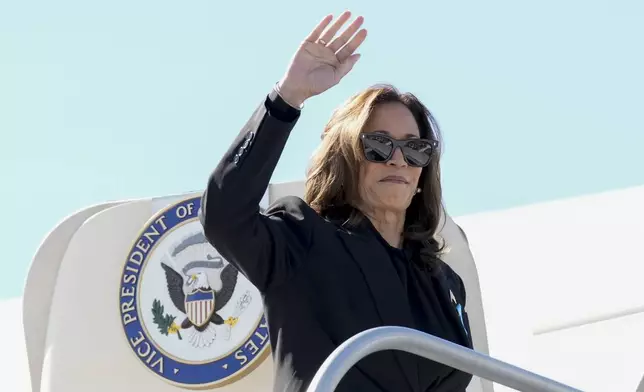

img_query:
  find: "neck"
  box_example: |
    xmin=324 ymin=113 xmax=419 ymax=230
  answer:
xmin=362 ymin=208 xmax=405 ymax=248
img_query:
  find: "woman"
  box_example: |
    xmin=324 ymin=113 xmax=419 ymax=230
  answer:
xmin=200 ymin=11 xmax=473 ymax=392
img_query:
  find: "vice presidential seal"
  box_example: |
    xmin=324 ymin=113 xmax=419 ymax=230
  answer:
xmin=119 ymin=196 xmax=270 ymax=388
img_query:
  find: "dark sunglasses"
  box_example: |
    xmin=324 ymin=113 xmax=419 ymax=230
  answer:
xmin=359 ymin=132 xmax=438 ymax=167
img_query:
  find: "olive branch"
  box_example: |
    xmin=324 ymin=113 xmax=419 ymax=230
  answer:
xmin=151 ymin=299 xmax=182 ymax=340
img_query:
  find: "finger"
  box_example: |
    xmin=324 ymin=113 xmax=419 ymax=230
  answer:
xmin=337 ymin=53 xmax=361 ymax=79
xmin=336 ymin=28 xmax=367 ymax=62
xmin=304 ymin=14 xmax=334 ymax=43
xmin=328 ymin=16 xmax=364 ymax=53
xmin=318 ymin=10 xmax=352 ymax=44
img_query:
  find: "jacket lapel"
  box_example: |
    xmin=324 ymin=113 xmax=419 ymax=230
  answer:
xmin=336 ymin=228 xmax=420 ymax=390
xmin=434 ymin=269 xmax=472 ymax=347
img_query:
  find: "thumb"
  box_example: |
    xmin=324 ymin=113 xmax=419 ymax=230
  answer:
xmin=337 ymin=53 xmax=361 ymax=79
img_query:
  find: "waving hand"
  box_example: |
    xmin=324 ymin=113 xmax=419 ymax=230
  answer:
xmin=277 ymin=11 xmax=368 ymax=107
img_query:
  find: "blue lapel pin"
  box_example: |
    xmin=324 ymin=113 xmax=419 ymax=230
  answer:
xmin=450 ymin=289 xmax=468 ymax=336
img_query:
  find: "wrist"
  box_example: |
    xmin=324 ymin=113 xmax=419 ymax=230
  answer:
xmin=267 ymin=86 xmax=301 ymax=122
xmin=275 ymin=80 xmax=307 ymax=109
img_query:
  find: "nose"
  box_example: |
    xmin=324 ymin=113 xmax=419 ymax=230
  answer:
xmin=386 ymin=146 xmax=407 ymax=167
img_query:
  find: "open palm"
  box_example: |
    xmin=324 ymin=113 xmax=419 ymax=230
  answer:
xmin=278 ymin=12 xmax=367 ymax=106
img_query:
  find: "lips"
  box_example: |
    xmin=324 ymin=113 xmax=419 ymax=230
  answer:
xmin=379 ymin=175 xmax=409 ymax=184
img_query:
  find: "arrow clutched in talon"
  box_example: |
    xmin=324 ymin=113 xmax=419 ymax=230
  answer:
xmin=221 ymin=291 xmax=253 ymax=341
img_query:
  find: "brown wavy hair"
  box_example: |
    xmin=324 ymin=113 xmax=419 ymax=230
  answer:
xmin=304 ymin=84 xmax=446 ymax=265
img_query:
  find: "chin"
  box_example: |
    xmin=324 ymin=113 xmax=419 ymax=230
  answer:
xmin=378 ymin=197 xmax=413 ymax=212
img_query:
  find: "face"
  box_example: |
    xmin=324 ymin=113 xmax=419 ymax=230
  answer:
xmin=358 ymin=102 xmax=423 ymax=214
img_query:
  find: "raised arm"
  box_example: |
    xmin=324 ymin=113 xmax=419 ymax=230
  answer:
xmin=199 ymin=11 xmax=367 ymax=292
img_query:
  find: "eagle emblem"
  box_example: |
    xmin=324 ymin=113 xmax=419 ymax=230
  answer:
xmin=160 ymin=260 xmax=240 ymax=347
xmin=149 ymin=230 xmax=254 ymax=348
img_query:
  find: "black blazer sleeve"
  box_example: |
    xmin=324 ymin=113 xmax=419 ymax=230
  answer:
xmin=199 ymin=91 xmax=313 ymax=292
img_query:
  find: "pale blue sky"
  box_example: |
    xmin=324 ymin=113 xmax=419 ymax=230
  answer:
xmin=2 ymin=0 xmax=643 ymax=298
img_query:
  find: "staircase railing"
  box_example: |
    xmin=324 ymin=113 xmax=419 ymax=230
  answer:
xmin=306 ymin=326 xmax=583 ymax=392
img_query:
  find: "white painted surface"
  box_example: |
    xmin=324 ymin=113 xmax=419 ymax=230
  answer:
xmin=2 ymin=298 xmax=31 ymax=391
xmin=455 ymin=185 xmax=644 ymax=391
xmin=23 ymin=201 xmax=122 ymax=392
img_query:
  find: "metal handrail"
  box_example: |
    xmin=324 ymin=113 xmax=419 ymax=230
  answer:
xmin=306 ymin=326 xmax=583 ymax=392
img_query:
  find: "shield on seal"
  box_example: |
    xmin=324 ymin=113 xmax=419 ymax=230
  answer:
xmin=185 ymin=289 xmax=216 ymax=327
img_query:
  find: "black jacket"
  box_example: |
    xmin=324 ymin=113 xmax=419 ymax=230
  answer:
xmin=200 ymin=90 xmax=474 ymax=392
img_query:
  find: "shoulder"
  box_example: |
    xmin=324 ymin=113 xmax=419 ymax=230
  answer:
xmin=261 ymin=196 xmax=343 ymax=262
xmin=263 ymin=196 xmax=328 ymax=232
xmin=264 ymin=195 xmax=318 ymax=220
xmin=265 ymin=195 xmax=312 ymax=213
